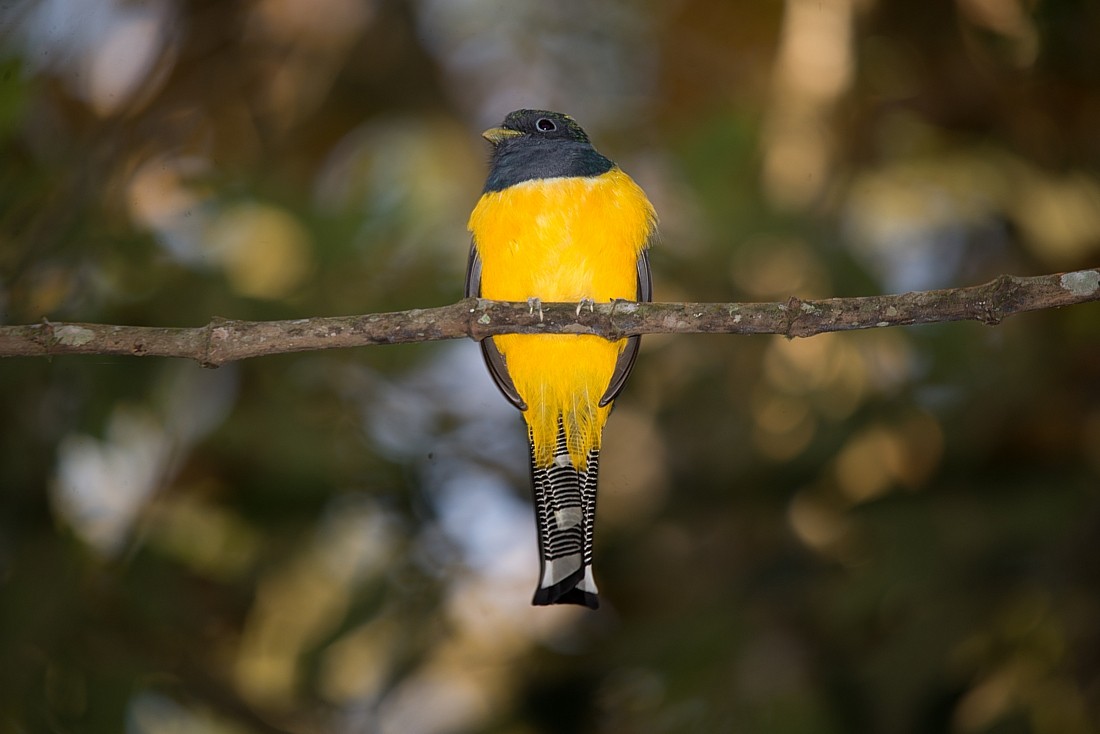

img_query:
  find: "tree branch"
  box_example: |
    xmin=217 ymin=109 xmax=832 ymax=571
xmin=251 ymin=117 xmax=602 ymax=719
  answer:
xmin=1 ymin=269 xmax=1097 ymax=366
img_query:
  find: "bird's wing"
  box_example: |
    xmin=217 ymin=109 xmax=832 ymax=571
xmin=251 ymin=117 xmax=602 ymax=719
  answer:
xmin=598 ymin=245 xmax=652 ymax=407
xmin=466 ymin=244 xmax=528 ymax=411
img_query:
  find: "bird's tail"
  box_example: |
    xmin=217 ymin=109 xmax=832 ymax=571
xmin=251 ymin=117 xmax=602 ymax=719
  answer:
xmin=530 ymin=419 xmax=600 ymax=609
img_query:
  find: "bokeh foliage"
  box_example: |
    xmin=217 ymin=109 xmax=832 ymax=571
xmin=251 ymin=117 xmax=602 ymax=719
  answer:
xmin=2 ymin=0 xmax=1099 ymax=732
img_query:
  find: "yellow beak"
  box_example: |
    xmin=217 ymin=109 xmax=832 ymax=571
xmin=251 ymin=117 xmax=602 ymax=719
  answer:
xmin=481 ymin=127 xmax=523 ymax=144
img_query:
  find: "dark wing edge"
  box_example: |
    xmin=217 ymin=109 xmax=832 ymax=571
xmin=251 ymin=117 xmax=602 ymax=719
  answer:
xmin=463 ymin=243 xmax=480 ymax=299
xmin=598 ymin=244 xmax=653 ymax=407
xmin=466 ymin=243 xmax=528 ymax=411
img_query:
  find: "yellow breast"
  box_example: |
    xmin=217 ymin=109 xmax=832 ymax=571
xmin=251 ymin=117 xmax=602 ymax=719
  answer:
xmin=468 ymin=168 xmax=656 ymax=467
xmin=468 ymin=168 xmax=655 ymax=303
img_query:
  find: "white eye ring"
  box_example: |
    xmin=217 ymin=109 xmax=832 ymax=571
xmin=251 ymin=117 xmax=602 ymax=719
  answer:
xmin=536 ymin=117 xmax=556 ymax=132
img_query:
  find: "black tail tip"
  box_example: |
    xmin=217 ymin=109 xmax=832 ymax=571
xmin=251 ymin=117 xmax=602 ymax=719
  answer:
xmin=532 ymin=586 xmax=600 ymax=610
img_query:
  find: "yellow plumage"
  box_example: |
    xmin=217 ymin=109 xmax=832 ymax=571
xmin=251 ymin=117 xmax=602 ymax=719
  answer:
xmin=468 ymin=168 xmax=656 ymax=469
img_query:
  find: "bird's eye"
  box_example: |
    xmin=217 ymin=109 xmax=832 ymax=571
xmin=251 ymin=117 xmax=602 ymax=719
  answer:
xmin=535 ymin=117 xmax=556 ymax=132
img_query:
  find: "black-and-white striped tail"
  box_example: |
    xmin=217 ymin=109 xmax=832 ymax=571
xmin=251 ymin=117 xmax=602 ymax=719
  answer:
xmin=530 ymin=421 xmax=600 ymax=609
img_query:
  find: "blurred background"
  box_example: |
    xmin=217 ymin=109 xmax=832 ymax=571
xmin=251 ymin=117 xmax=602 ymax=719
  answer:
xmin=2 ymin=0 xmax=1100 ymax=732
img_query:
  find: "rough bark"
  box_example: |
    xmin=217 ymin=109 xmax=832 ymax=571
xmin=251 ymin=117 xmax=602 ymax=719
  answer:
xmin=1 ymin=269 xmax=1097 ymax=366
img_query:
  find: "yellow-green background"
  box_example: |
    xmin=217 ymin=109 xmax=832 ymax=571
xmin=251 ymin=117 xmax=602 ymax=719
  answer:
xmin=2 ymin=1 xmax=1099 ymax=732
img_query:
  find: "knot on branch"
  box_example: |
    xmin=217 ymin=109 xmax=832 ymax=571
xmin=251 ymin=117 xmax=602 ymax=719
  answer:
xmin=202 ymin=317 xmax=233 ymax=368
xmin=783 ymin=296 xmax=821 ymax=339
xmin=465 ymin=298 xmax=494 ymax=342
xmin=38 ymin=318 xmax=55 ymax=358
xmin=976 ymin=274 xmax=1019 ymax=326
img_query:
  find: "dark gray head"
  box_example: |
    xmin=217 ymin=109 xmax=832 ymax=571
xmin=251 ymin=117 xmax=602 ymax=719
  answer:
xmin=481 ymin=109 xmax=614 ymax=192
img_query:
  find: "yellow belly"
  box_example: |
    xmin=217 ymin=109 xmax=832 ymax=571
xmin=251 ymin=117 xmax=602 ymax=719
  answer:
xmin=468 ymin=168 xmax=655 ymax=467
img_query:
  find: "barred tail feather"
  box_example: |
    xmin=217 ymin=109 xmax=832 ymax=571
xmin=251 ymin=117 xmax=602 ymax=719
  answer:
xmin=530 ymin=422 xmax=600 ymax=609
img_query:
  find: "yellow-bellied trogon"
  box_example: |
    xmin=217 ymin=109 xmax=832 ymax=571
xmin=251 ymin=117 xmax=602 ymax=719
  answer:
xmin=465 ymin=109 xmax=657 ymax=609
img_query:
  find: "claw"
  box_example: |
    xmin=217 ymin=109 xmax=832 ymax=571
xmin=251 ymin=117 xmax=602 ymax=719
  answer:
xmin=576 ymin=297 xmax=596 ymax=316
xmin=527 ymin=296 xmax=544 ymax=323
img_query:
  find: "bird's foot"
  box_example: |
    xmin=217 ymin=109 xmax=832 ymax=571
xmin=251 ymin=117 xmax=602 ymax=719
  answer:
xmin=527 ymin=297 xmax=544 ymax=323
xmin=576 ymin=297 xmax=596 ymax=316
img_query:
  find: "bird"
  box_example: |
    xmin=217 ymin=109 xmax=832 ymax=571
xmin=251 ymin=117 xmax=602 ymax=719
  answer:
xmin=465 ymin=109 xmax=657 ymax=609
